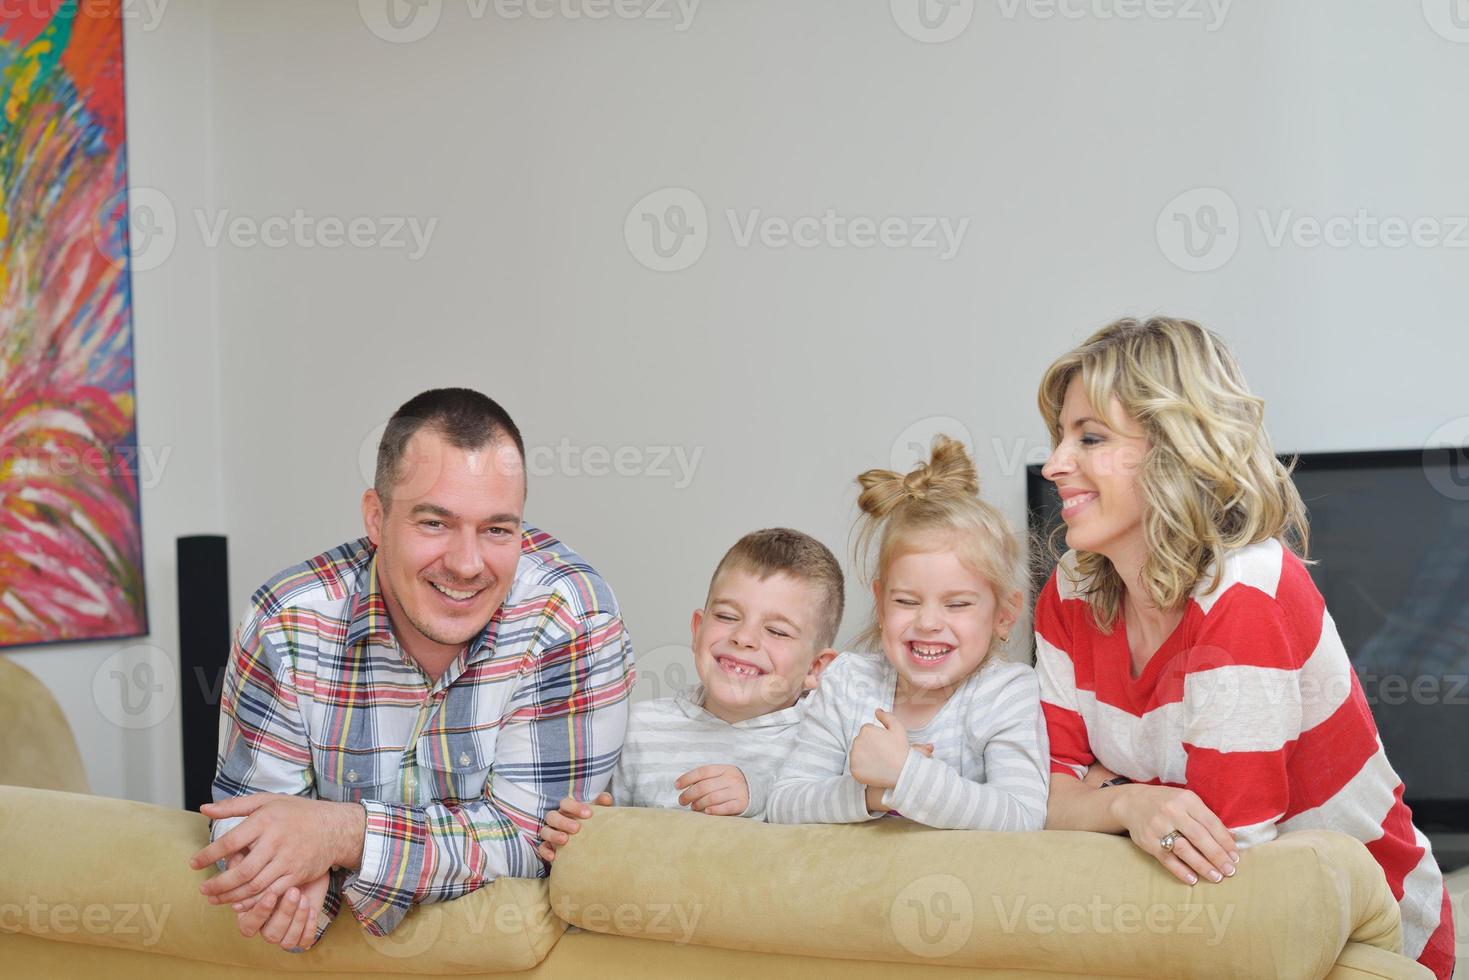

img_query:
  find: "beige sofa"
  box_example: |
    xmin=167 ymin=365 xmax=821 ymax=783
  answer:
xmin=0 ymin=656 xmax=1434 ymax=979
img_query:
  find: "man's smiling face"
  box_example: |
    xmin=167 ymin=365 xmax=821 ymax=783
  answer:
xmin=363 ymin=427 xmax=526 ymax=667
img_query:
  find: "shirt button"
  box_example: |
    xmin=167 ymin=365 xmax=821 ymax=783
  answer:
xmin=458 ymin=752 xmax=471 ymax=767
xmin=347 ymin=769 xmax=358 ymax=783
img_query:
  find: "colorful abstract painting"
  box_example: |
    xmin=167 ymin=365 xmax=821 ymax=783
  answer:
xmin=0 ymin=0 xmax=147 ymax=646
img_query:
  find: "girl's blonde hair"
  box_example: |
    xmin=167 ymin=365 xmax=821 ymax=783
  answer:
xmin=1037 ymin=316 xmax=1310 ymax=631
xmin=853 ymin=435 xmax=1026 ymax=662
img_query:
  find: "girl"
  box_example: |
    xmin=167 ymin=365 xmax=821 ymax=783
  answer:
xmin=1034 ymin=316 xmax=1454 ymax=979
xmin=766 ymin=436 xmax=1050 ymax=830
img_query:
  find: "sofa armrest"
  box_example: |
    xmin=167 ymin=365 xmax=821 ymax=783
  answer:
xmin=0 ymin=657 xmax=89 ymax=793
xmin=549 ymin=806 xmax=1420 ymax=980
xmin=0 ymin=785 xmax=563 ymax=973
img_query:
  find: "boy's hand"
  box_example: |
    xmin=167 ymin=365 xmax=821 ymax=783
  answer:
xmin=675 ymin=765 xmax=749 ymax=816
xmin=850 ymin=709 xmax=914 ymax=789
xmin=535 ymin=793 xmax=612 ymax=863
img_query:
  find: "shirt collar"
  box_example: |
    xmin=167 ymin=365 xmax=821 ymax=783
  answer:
xmin=344 ymin=549 xmax=503 ymax=660
xmin=674 ymin=684 xmax=811 ymax=728
xmin=345 ymin=552 xmax=397 ymax=649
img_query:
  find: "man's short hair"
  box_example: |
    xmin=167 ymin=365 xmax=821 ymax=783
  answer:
xmin=374 ymin=388 xmax=525 ymax=505
xmin=708 ymin=528 xmax=845 ymax=650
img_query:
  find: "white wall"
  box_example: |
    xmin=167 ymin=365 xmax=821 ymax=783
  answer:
xmin=13 ymin=0 xmax=1468 ymax=805
xmin=4 ymin=0 xmax=223 ymax=805
xmin=205 ymin=0 xmax=1469 ymax=701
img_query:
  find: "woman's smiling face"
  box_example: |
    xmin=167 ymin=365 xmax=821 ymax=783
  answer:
xmin=1041 ymin=377 xmax=1150 ymax=562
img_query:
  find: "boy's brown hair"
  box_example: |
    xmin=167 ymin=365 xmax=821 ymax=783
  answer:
xmin=707 ymin=528 xmax=845 ymax=650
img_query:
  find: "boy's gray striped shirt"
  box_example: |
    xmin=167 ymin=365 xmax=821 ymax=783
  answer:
xmin=610 ymin=686 xmax=808 ymax=819
xmin=766 ymin=650 xmax=1050 ymax=830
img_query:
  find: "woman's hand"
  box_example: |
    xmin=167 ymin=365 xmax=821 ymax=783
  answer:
xmin=1108 ymin=784 xmax=1240 ymax=885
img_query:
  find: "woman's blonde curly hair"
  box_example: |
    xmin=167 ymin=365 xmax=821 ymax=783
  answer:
xmin=852 ymin=435 xmax=1026 ymax=663
xmin=1037 ymin=316 xmax=1310 ymax=632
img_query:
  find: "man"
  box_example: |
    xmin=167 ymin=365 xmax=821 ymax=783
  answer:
xmin=188 ymin=388 xmax=633 ymax=951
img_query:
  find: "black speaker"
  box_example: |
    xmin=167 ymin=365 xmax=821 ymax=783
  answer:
xmin=177 ymin=535 xmax=230 ymax=812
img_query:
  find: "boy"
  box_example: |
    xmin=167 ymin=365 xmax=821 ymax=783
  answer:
xmin=535 ymin=527 xmax=843 ymax=860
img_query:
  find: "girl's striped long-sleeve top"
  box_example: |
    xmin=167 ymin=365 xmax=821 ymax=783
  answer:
xmin=210 ymin=527 xmax=634 ymax=939
xmin=766 ymin=650 xmax=1050 ymax=830
xmin=1035 ymin=539 xmax=1454 ymax=979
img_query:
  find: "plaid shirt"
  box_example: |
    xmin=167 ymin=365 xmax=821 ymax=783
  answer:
xmin=210 ymin=527 xmax=633 ymax=937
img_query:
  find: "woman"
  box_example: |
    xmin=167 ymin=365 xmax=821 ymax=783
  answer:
xmin=1033 ymin=317 xmax=1454 ymax=978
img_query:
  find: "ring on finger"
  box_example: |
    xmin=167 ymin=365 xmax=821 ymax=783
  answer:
xmin=1159 ymin=829 xmax=1183 ymax=852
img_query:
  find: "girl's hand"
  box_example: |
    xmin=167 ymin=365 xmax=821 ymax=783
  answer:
xmin=849 ymin=709 xmax=913 ymax=789
xmin=1108 ymin=784 xmax=1240 ymax=885
xmin=535 ymin=793 xmax=613 ymax=863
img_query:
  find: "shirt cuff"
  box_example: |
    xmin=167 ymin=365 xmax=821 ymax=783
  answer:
xmin=846 ymin=776 xmax=885 ymax=822
xmin=297 ymin=870 xmax=344 ymax=950
xmin=739 ymin=768 xmax=766 ymax=820
xmin=1050 ymin=760 xmax=1088 ymax=780
xmin=209 ymin=815 xmax=248 ymax=871
xmin=340 ymin=799 xmax=407 ymax=936
xmin=884 ymin=748 xmax=936 ymax=816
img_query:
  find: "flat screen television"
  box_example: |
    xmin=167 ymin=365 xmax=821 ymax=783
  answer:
xmin=1027 ymin=448 xmax=1469 ymax=867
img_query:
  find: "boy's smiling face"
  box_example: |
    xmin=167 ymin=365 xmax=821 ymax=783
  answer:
xmin=691 ymin=568 xmax=837 ymax=724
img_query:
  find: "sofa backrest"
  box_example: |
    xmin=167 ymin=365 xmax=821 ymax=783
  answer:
xmin=548 ymin=806 xmax=1414 ymax=980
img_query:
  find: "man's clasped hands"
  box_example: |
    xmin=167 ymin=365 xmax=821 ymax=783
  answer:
xmin=187 ymin=794 xmax=367 ymax=952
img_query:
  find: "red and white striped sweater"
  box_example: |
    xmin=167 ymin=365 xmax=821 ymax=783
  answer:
xmin=1035 ymin=539 xmax=1454 ymax=979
